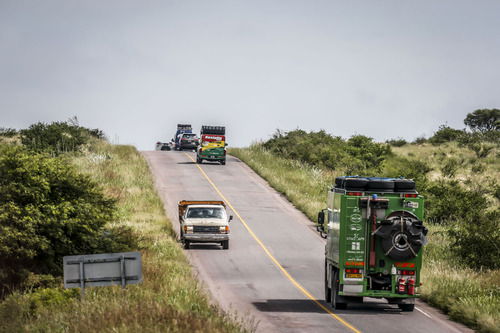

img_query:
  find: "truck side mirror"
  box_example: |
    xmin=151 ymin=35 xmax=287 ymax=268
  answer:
xmin=229 ymin=215 xmax=233 ymax=222
xmin=318 ymin=211 xmax=325 ymax=225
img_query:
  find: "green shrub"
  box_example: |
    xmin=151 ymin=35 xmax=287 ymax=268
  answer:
xmin=382 ymin=155 xmax=432 ymax=191
xmin=425 ymin=180 xmax=489 ymax=224
xmin=262 ymin=129 xmax=391 ymax=174
xmin=441 ymin=157 xmax=465 ymax=178
xmin=0 ymin=128 xmax=17 ymax=138
xmin=429 ymin=125 xmax=465 ymax=145
xmin=20 ymin=120 xmax=104 ymax=155
xmin=448 ymin=209 xmax=500 ymax=269
xmin=386 ymin=138 xmax=407 ymax=147
xmin=413 ymin=136 xmax=427 ymax=144
xmin=468 ymin=142 xmax=495 ymax=158
xmin=471 ymin=163 xmax=486 ymax=174
xmin=0 ymin=145 xmax=136 ymax=296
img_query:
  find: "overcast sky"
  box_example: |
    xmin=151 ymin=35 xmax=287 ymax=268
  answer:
xmin=1 ymin=1 xmax=499 ymax=149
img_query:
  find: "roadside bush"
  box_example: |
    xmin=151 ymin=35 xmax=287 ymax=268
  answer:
xmin=0 ymin=128 xmax=17 ymax=137
xmin=429 ymin=125 xmax=465 ymax=145
xmin=0 ymin=145 xmax=136 ymax=297
xmin=448 ymin=209 xmax=500 ymax=269
xmin=20 ymin=119 xmax=105 ymax=155
xmin=413 ymin=136 xmax=427 ymax=144
xmin=262 ymin=129 xmax=391 ymax=174
xmin=425 ymin=180 xmax=489 ymax=224
xmin=382 ymin=155 xmax=432 ymax=191
xmin=440 ymin=157 xmax=465 ymax=178
xmin=386 ymin=138 xmax=407 ymax=147
xmin=468 ymin=142 xmax=495 ymax=158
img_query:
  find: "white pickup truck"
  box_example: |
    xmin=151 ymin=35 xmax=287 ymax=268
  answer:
xmin=178 ymin=200 xmax=233 ymax=250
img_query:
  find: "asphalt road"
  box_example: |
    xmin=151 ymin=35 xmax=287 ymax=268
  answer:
xmin=143 ymin=150 xmax=472 ymax=333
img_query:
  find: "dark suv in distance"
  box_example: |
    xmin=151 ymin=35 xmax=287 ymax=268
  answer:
xmin=177 ymin=133 xmax=199 ymax=150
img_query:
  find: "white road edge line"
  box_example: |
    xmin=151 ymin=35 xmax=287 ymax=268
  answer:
xmin=416 ymin=306 xmax=433 ymax=318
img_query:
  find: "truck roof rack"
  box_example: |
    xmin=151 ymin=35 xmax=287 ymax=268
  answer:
xmin=177 ymin=124 xmax=192 ymax=130
xmin=201 ymin=126 xmax=225 ymax=135
xmin=334 ymin=176 xmax=416 ymax=193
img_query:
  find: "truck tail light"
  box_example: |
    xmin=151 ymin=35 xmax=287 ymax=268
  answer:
xmin=404 ymin=193 xmax=418 ymax=198
xmin=398 ymin=270 xmax=415 ymax=275
xmin=347 ymin=192 xmax=363 ymax=196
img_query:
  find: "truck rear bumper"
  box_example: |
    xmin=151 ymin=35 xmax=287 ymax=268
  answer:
xmin=184 ymin=233 xmax=229 ymax=242
xmin=199 ymin=156 xmax=224 ymax=161
xmin=180 ymin=144 xmax=198 ymax=149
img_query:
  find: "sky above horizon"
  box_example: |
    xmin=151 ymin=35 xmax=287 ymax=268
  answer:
xmin=1 ymin=1 xmax=499 ymax=149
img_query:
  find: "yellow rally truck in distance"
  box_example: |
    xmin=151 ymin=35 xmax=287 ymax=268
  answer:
xmin=178 ymin=200 xmax=233 ymax=250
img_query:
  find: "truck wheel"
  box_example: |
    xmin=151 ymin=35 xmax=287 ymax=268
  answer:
xmin=220 ymin=160 xmax=226 ymax=165
xmin=221 ymin=240 xmax=229 ymax=250
xmin=196 ymin=157 xmax=202 ymax=164
xmin=331 ymin=268 xmax=347 ymax=310
xmin=184 ymin=241 xmax=190 ymax=250
xmin=398 ymin=303 xmax=415 ymax=312
xmin=325 ymin=262 xmax=332 ymax=303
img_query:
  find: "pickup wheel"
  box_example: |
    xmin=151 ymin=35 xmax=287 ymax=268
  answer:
xmin=184 ymin=241 xmax=190 ymax=250
xmin=325 ymin=262 xmax=332 ymax=302
xmin=398 ymin=303 xmax=415 ymax=312
xmin=331 ymin=268 xmax=347 ymax=310
xmin=221 ymin=240 xmax=229 ymax=250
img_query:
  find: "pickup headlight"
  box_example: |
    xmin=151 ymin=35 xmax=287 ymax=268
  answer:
xmin=219 ymin=226 xmax=229 ymax=234
xmin=183 ymin=226 xmax=193 ymax=233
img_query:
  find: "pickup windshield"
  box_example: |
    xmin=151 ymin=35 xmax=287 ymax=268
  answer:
xmin=186 ymin=207 xmax=225 ymax=219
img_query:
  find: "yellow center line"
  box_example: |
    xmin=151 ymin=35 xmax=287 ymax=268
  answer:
xmin=184 ymin=153 xmax=361 ymax=333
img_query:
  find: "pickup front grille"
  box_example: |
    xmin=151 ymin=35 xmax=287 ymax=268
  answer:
xmin=193 ymin=226 xmax=220 ymax=233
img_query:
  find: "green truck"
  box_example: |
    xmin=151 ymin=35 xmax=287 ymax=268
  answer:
xmin=318 ymin=176 xmax=428 ymax=311
xmin=196 ymin=126 xmax=227 ymax=165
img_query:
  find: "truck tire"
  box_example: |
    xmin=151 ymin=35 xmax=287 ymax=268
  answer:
xmin=221 ymin=240 xmax=229 ymax=250
xmin=375 ymin=215 xmax=427 ymax=261
xmin=398 ymin=303 xmax=415 ymax=312
xmin=337 ymin=177 xmax=369 ymax=190
xmin=366 ymin=179 xmax=395 ymax=191
xmin=220 ymin=160 xmax=226 ymax=165
xmin=196 ymin=156 xmax=202 ymax=164
xmin=325 ymin=262 xmax=332 ymax=303
xmin=184 ymin=241 xmax=190 ymax=250
xmin=394 ymin=179 xmax=416 ymax=191
xmin=331 ymin=268 xmax=347 ymax=310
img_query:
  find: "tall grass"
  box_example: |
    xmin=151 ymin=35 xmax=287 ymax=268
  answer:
xmin=0 ymin=142 xmax=249 ymax=333
xmin=230 ymin=145 xmax=500 ymax=333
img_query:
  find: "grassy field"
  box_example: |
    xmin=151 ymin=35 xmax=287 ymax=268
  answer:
xmin=0 ymin=141 xmax=249 ymax=333
xmin=230 ymin=145 xmax=500 ymax=333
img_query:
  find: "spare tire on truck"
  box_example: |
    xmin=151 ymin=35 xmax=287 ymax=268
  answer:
xmin=394 ymin=179 xmax=416 ymax=191
xmin=374 ymin=213 xmax=428 ymax=261
xmin=366 ymin=178 xmax=395 ymax=191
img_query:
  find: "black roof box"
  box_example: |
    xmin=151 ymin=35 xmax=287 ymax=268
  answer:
xmin=177 ymin=124 xmax=192 ymax=130
xmin=201 ymin=126 xmax=225 ymax=135
xmin=335 ymin=176 xmax=416 ymax=192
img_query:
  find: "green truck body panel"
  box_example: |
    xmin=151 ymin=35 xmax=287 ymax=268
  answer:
xmin=322 ymin=177 xmax=427 ymax=308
